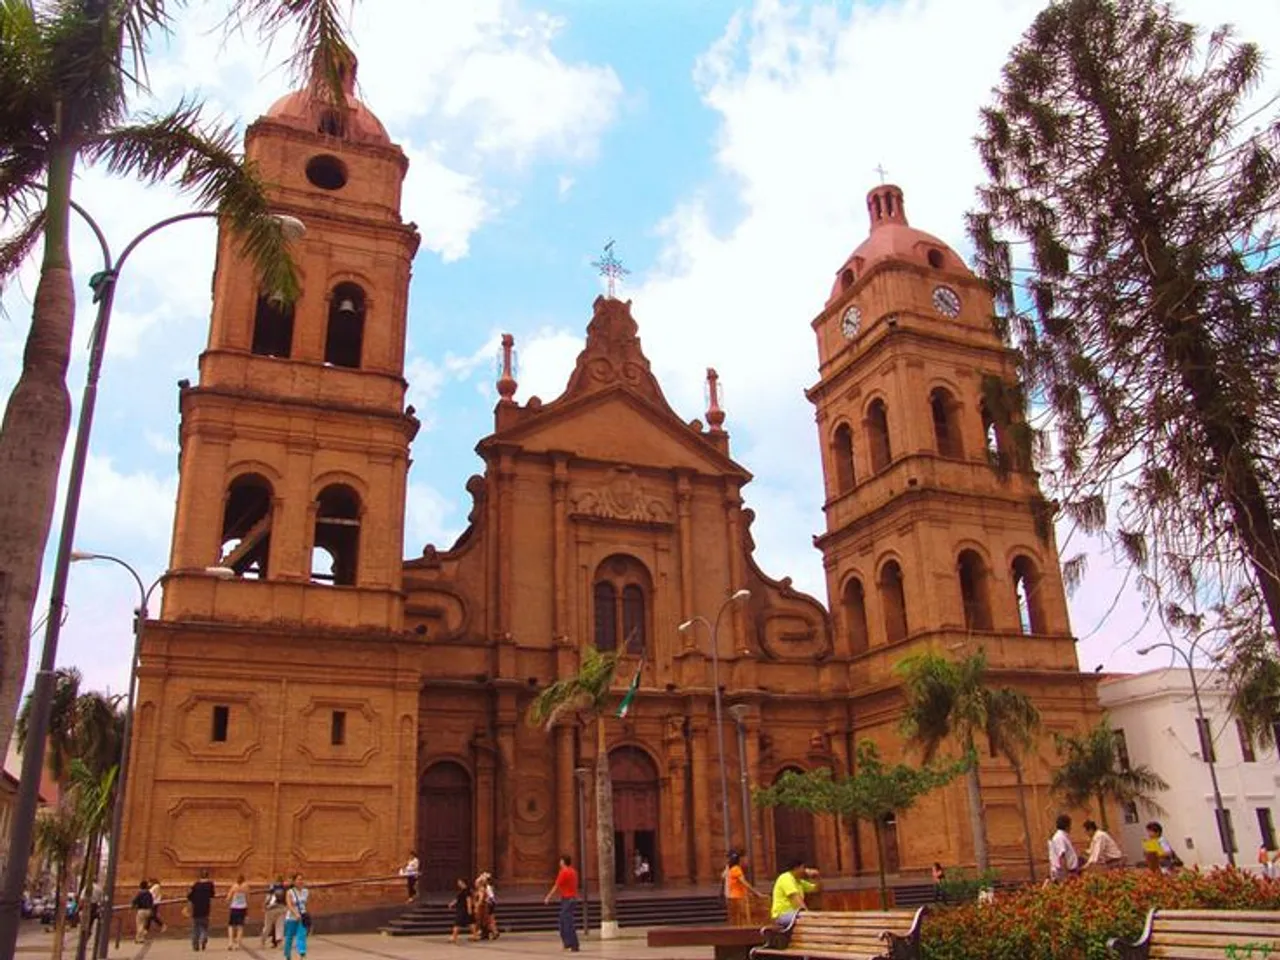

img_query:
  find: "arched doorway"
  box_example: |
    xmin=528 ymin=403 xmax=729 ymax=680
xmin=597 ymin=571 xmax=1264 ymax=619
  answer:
xmin=419 ymin=762 xmax=473 ymax=893
xmin=611 ymin=746 xmax=659 ymax=885
xmin=772 ymin=767 xmax=815 ymax=871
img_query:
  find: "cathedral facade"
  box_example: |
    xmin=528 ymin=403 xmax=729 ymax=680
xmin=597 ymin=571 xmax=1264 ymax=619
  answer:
xmin=118 ymin=70 xmax=1101 ymax=902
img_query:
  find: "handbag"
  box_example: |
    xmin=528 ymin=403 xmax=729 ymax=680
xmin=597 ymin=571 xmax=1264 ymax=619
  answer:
xmin=290 ymin=889 xmax=312 ymax=930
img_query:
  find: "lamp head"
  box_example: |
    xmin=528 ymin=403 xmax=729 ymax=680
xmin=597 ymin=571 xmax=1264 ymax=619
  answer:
xmin=731 ymin=589 xmax=751 ymax=602
xmin=1137 ymin=646 xmax=1154 ymax=656
xmin=69 ymin=550 xmax=95 ymax=562
xmin=205 ymin=566 xmax=237 ymax=580
xmin=677 ymin=620 xmax=694 ymax=633
xmin=273 ymin=214 xmax=306 ymax=242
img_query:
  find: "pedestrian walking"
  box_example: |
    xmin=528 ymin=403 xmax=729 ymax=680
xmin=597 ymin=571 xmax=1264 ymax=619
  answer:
xmin=449 ymin=878 xmax=472 ymax=944
xmin=186 ymin=868 xmax=216 ymax=952
xmin=131 ymin=881 xmax=154 ymax=944
xmin=401 ymin=852 xmax=420 ymax=902
xmin=543 ymin=855 xmax=580 ymax=952
xmin=147 ymin=878 xmax=167 ymax=934
xmin=282 ymin=873 xmax=310 ymax=959
xmin=261 ymin=876 xmax=287 ymax=948
xmin=226 ymin=873 xmax=251 ymax=950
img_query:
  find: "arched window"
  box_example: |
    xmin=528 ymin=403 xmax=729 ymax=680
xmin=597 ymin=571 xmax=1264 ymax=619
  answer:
xmin=220 ymin=474 xmax=273 ymax=578
xmin=325 ymin=282 xmax=366 ymax=369
xmin=251 ymin=294 xmax=294 ymax=358
xmin=878 ymin=560 xmax=908 ymax=644
xmin=867 ymin=400 xmax=892 ymax=473
xmin=832 ymin=424 xmax=855 ymax=493
xmin=312 ymin=484 xmax=361 ymax=586
xmin=594 ymin=582 xmax=618 ymax=652
xmin=1012 ymin=555 xmax=1048 ymax=634
xmin=843 ymin=578 xmax=869 ymax=656
xmin=929 ymin=388 xmax=964 ymax=459
xmin=594 ymin=555 xmax=650 ymax=655
xmin=957 ymin=549 xmax=993 ymax=631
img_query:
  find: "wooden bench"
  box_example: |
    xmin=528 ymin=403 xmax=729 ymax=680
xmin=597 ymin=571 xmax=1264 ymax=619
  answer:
xmin=749 ymin=909 xmax=927 ymax=960
xmin=1107 ymin=909 xmax=1280 ymax=959
xmin=647 ymin=926 xmax=766 ymax=960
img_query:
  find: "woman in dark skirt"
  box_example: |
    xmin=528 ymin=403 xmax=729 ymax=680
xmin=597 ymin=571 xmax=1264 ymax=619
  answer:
xmin=449 ymin=878 xmax=472 ymax=944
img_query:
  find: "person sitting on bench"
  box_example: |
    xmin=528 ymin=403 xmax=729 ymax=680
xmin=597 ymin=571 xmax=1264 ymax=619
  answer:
xmin=770 ymin=859 xmax=820 ymax=926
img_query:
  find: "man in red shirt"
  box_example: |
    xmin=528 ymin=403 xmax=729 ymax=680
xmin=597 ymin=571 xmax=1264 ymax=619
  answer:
xmin=544 ymin=855 xmax=581 ymax=951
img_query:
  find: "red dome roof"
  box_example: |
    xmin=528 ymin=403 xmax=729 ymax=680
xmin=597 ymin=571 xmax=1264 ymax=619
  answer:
xmin=826 ymin=185 xmax=970 ymax=306
xmin=264 ymin=55 xmax=391 ymax=147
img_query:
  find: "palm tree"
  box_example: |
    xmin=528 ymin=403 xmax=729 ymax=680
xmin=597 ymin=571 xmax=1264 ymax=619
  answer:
xmin=986 ymin=687 xmax=1042 ymax=881
xmin=896 ymin=649 xmax=1037 ymax=871
xmin=0 ymin=0 xmax=354 ymax=761
xmin=34 ymin=805 xmax=80 ymax=960
xmin=15 ymin=667 xmax=84 ymax=785
xmin=1050 ymin=720 xmax=1168 ymax=831
xmin=527 ymin=647 xmax=622 ymax=937
xmin=69 ymin=759 xmax=117 ymax=960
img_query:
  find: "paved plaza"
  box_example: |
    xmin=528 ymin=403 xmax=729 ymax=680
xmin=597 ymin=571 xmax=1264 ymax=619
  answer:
xmin=15 ymin=926 xmax=705 ymax=960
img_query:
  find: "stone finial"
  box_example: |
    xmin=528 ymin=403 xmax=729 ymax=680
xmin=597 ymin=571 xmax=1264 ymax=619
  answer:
xmin=497 ymin=333 xmax=517 ymax=403
xmin=705 ymin=367 xmax=725 ymax=432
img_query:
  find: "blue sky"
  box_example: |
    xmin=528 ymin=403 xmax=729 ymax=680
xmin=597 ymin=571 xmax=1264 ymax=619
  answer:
xmin=2 ymin=0 xmax=1277 ymax=700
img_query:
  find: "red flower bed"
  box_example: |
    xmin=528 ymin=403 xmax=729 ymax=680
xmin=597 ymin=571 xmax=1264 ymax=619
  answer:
xmin=922 ymin=868 xmax=1280 ymax=960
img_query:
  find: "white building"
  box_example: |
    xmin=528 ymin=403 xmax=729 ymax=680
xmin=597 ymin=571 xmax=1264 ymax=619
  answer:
xmin=1098 ymin=667 xmax=1280 ymax=872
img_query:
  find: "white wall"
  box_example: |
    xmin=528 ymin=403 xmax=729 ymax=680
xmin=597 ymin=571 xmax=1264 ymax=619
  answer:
xmin=1098 ymin=667 xmax=1279 ymax=872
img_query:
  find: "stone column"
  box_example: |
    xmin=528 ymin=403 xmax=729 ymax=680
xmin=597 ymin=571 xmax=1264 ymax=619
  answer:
xmin=473 ymin=733 xmax=497 ymax=876
xmin=552 ymin=454 xmax=571 ymax=637
xmin=495 ymin=691 xmax=518 ymax=881
xmin=279 ymin=436 xmax=318 ymax=580
xmin=675 ymin=471 xmax=694 ymax=624
xmin=661 ymin=718 xmax=690 ymax=883
xmin=688 ymin=716 xmax=712 ymax=883
xmin=497 ymin=451 xmax=515 ymax=635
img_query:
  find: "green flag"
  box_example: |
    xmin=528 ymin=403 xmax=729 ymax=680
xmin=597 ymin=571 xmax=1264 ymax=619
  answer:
xmin=616 ymin=657 xmax=643 ymax=718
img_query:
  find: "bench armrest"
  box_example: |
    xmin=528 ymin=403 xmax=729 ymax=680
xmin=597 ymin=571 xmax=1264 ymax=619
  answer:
xmin=1105 ymin=908 xmax=1154 ymax=960
xmin=882 ymin=907 xmax=928 ymax=960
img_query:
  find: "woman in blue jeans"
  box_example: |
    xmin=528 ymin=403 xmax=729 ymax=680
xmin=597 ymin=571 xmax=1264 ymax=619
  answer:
xmin=283 ymin=873 xmax=310 ymax=959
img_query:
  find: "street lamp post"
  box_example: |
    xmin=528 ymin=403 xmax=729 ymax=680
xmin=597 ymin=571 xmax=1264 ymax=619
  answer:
xmin=0 ymin=201 xmax=302 ymax=957
xmin=1137 ymin=639 xmax=1236 ymax=867
xmin=727 ymin=704 xmax=754 ymax=882
xmin=678 ymin=589 xmax=751 ymax=871
xmin=574 ymin=767 xmax=590 ymax=938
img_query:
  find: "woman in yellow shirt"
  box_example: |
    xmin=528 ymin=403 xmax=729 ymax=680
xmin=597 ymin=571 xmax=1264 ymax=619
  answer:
xmin=770 ymin=859 xmax=820 ymax=923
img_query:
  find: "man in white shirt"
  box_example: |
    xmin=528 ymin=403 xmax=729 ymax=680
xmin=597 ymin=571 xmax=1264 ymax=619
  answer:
xmin=1083 ymin=819 xmax=1126 ymax=870
xmin=1048 ymin=813 xmax=1080 ymax=882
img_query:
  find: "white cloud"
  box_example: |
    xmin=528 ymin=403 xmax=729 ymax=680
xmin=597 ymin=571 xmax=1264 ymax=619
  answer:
xmin=558 ymin=175 xmax=575 ymax=200
xmin=400 ymin=142 xmax=495 ymax=262
xmin=404 ymin=479 xmax=464 ymax=556
xmin=619 ymin=0 xmax=1280 ymax=673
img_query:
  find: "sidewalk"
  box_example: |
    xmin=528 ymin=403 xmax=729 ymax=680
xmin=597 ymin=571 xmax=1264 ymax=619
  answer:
xmin=16 ymin=925 xmax=708 ymax=960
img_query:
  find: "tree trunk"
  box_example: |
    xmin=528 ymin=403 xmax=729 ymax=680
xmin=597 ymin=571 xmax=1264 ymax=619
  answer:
xmin=1012 ymin=761 xmax=1036 ymax=882
xmin=0 ymin=143 xmax=77 ymax=755
xmin=73 ymin=828 xmax=103 ymax=960
xmin=871 ymin=819 xmax=889 ymax=909
xmin=52 ymin=861 xmax=69 ymax=960
xmin=964 ymin=764 xmax=990 ymax=871
xmin=1096 ymin=789 xmax=1110 ymax=833
xmin=594 ymin=715 xmax=618 ymax=939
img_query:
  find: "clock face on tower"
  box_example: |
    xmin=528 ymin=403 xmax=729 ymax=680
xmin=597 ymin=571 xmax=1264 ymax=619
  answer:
xmin=932 ymin=285 xmax=962 ymax=318
xmin=840 ymin=305 xmax=862 ymax=339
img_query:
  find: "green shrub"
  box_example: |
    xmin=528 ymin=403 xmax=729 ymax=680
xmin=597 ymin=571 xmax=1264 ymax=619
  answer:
xmin=922 ymin=868 xmax=1280 ymax=960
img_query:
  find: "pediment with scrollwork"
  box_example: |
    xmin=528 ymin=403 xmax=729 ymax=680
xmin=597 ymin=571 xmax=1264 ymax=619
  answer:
xmin=570 ymin=468 xmax=673 ymax=526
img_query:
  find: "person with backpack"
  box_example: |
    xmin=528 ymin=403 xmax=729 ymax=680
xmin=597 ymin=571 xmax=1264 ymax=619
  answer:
xmin=261 ymin=875 xmax=288 ymax=948
xmin=130 ymin=881 xmax=154 ymax=944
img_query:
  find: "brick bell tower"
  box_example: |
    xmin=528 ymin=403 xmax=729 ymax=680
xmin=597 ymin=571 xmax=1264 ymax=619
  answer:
xmin=115 ymin=61 xmax=423 ymax=892
xmin=163 ymin=55 xmax=420 ymax=628
xmin=807 ymin=184 xmax=1101 ymax=872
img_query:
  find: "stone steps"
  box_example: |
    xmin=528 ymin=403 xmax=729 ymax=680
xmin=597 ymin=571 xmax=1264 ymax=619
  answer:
xmin=380 ymin=894 xmax=727 ymax=937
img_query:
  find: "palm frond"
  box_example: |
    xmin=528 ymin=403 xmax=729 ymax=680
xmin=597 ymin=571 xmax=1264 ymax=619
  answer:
xmin=0 ymin=0 xmax=55 ymax=147
xmin=228 ymin=0 xmax=353 ymax=107
xmin=85 ymin=101 xmax=300 ymax=301
xmin=526 ymin=647 xmax=619 ymax=729
xmin=110 ymin=0 xmax=172 ymax=88
xmin=0 ymin=208 xmax=45 ymax=290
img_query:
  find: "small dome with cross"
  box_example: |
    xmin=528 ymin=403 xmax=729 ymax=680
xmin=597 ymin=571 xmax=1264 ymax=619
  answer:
xmin=825 ymin=184 xmax=970 ymax=306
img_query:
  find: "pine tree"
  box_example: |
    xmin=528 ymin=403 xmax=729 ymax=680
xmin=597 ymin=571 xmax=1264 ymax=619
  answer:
xmin=968 ymin=0 xmax=1280 ymax=642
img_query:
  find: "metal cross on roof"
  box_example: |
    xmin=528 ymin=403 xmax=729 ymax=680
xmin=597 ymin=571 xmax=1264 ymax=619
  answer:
xmin=874 ymin=163 xmax=889 ymax=184
xmin=591 ymin=239 xmax=630 ymax=298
